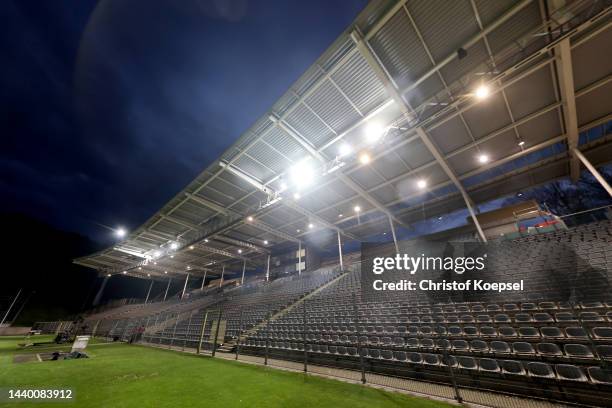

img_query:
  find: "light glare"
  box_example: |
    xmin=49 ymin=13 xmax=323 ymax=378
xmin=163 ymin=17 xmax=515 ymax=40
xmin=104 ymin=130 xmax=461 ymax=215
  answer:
xmin=359 ymin=152 xmax=371 ymax=165
xmin=365 ymin=122 xmax=385 ymax=143
xmin=115 ymin=228 xmax=127 ymax=238
xmin=478 ymin=154 xmax=489 ymax=164
xmin=475 ymin=84 xmax=490 ymax=100
xmin=338 ymin=143 xmax=352 ymax=157
xmin=417 ymin=179 xmax=427 ymax=189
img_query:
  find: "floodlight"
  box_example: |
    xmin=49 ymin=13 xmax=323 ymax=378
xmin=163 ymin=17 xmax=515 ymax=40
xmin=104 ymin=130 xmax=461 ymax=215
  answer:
xmin=359 ymin=152 xmax=371 ymax=165
xmin=338 ymin=213 xmax=343 ymax=218
xmin=204 ymin=239 xmax=209 ymax=243
xmin=147 ymin=274 xmax=151 ymax=277
xmin=153 ymin=251 xmax=161 ymax=258
xmin=338 ymin=143 xmax=352 ymax=157
xmin=518 ymin=141 xmax=525 ymax=146
xmin=138 ymin=267 xmax=142 ymax=270
xmin=122 ymin=271 xmax=127 ymax=274
xmin=296 ymin=229 xmax=301 ymax=233
xmin=170 ymin=242 xmax=179 ymax=250
xmin=189 ymin=245 xmax=194 ymax=250
xmin=417 ymin=179 xmax=427 ymax=189
xmin=293 ymin=192 xmax=301 ymax=200
xmin=365 ymin=122 xmax=385 ymax=143
xmin=164 ymin=271 xmax=168 ymax=274
xmin=170 ymin=255 xmax=174 ymax=258
xmin=115 ymin=228 xmax=127 ymax=238
xmin=354 ymin=205 xmax=361 ymax=213
xmin=106 ymin=273 xmax=111 ymax=277
xmin=308 ymin=223 xmax=314 ymax=229
xmin=263 ymin=240 xmax=269 ymax=245
xmin=238 ymin=249 xmax=243 ymax=254
xmin=478 ymin=154 xmax=489 ymax=164
xmin=247 ymin=216 xmax=254 ymax=222
xmin=289 ymin=159 xmax=315 ymax=189
xmin=475 ymin=84 xmax=490 ymax=100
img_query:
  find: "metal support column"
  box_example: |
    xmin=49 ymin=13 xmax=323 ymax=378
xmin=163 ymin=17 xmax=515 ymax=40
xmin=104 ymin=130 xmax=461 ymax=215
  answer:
xmin=265 ymin=255 xmax=270 ymax=281
xmin=388 ymin=215 xmax=399 ymax=254
xmin=163 ymin=278 xmax=172 ymax=301
xmin=181 ymin=273 xmax=190 ymax=299
xmin=219 ymin=266 xmax=225 ymax=288
xmin=303 ymin=300 xmax=308 ymax=372
xmin=92 ymin=275 xmax=109 ymax=306
xmin=298 ymin=241 xmax=302 ymax=276
xmin=144 ymin=280 xmax=154 ymax=304
xmin=337 ymin=230 xmax=344 ymax=271
xmin=351 ymin=293 xmax=366 ymax=383
xmin=235 ymin=308 xmax=243 ymax=360
xmin=574 ymin=148 xmax=612 ymax=196
xmin=241 ymin=260 xmax=247 ymax=285
xmin=0 ymin=289 xmax=21 ymax=327
xmin=197 ymin=310 xmax=209 ymax=355
xmin=212 ymin=307 xmax=223 ymax=357
xmin=201 ymin=271 xmax=207 ymax=291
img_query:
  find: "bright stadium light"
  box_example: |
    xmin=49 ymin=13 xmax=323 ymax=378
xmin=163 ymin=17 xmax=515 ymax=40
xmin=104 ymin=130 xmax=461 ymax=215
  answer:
xmin=263 ymin=240 xmax=269 ymax=245
xmin=153 ymin=251 xmax=161 ymax=258
xmin=122 ymin=271 xmax=127 ymax=274
xmin=293 ymin=192 xmax=301 ymax=200
xmin=115 ymin=227 xmax=127 ymax=238
xmin=478 ymin=154 xmax=489 ymax=164
xmin=147 ymin=274 xmax=151 ymax=277
xmin=308 ymin=223 xmax=314 ymax=229
xmin=189 ymin=245 xmax=194 ymax=250
xmin=354 ymin=205 xmax=361 ymax=213
xmin=238 ymin=249 xmax=242 ymax=254
xmin=365 ymin=122 xmax=385 ymax=143
xmin=138 ymin=267 xmax=142 ymax=270
xmin=289 ymin=159 xmax=315 ymax=189
xmin=204 ymin=239 xmax=209 ymax=243
xmin=338 ymin=143 xmax=352 ymax=157
xmin=518 ymin=140 xmax=525 ymax=146
xmin=417 ymin=179 xmax=427 ymax=189
xmin=247 ymin=216 xmax=254 ymax=222
xmin=475 ymin=84 xmax=490 ymax=100
xmin=170 ymin=242 xmax=179 ymax=250
xmin=106 ymin=273 xmax=111 ymax=277
xmin=296 ymin=229 xmax=301 ymax=233
xmin=338 ymin=213 xmax=343 ymax=218
xmin=170 ymin=255 xmax=174 ymax=258
xmin=359 ymin=152 xmax=371 ymax=165
xmin=164 ymin=270 xmax=168 ymax=274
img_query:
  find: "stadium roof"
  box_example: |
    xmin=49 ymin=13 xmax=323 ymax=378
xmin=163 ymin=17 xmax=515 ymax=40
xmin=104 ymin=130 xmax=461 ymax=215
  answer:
xmin=75 ymin=0 xmax=612 ymax=281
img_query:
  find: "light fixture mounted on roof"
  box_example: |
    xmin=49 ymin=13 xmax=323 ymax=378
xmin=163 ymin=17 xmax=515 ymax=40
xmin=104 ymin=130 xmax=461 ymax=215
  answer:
xmin=170 ymin=242 xmax=179 ymax=250
xmin=115 ymin=228 xmax=127 ymax=238
xmin=359 ymin=152 xmax=371 ymax=165
xmin=417 ymin=179 xmax=427 ymax=189
xmin=364 ymin=122 xmax=386 ymax=144
xmin=478 ymin=154 xmax=489 ymax=164
xmin=474 ymin=84 xmax=490 ymax=100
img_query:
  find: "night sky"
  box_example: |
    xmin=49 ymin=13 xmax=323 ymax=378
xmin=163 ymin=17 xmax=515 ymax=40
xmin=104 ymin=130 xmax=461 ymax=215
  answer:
xmin=1 ymin=0 xmax=368 ymax=245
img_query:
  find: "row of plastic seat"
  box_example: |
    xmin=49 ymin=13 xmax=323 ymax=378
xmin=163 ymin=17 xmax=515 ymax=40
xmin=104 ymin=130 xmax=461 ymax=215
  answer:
xmin=244 ymin=340 xmax=612 ymax=384
xmin=260 ymin=325 xmax=612 ymax=340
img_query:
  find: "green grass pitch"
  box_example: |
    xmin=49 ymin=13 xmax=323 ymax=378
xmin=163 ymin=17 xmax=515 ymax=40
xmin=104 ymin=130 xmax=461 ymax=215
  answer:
xmin=0 ymin=335 xmax=453 ymax=407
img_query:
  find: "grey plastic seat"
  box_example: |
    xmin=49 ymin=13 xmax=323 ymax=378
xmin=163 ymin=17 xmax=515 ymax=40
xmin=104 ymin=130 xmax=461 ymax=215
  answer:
xmin=503 ymin=303 xmax=519 ymax=312
xmin=480 ymin=326 xmax=497 ymax=337
xmin=420 ymin=338 xmax=434 ymax=350
xmin=392 ymin=337 xmax=405 ymax=346
xmin=520 ymin=303 xmax=537 ymax=311
xmin=498 ymin=326 xmax=517 ymax=338
xmin=319 ymin=345 xmax=329 ymax=353
xmin=328 ymin=345 xmax=338 ymax=354
xmin=588 ymin=366 xmax=612 ymax=384
xmin=433 ymin=325 xmax=447 ymax=336
xmin=381 ymin=349 xmax=393 ymax=360
xmin=407 ymin=352 xmax=422 ymax=364
xmin=538 ymin=302 xmax=557 ymax=310
xmin=422 ymin=353 xmax=440 ymax=365
xmin=595 ymin=345 xmax=612 ymax=360
xmin=580 ymin=312 xmax=604 ymax=322
xmin=564 ymin=344 xmax=594 ymax=359
xmin=477 ymin=314 xmax=492 ymax=323
xmin=556 ymin=312 xmax=577 ymax=322
xmin=565 ymin=327 xmax=588 ymax=339
xmin=470 ymin=340 xmax=489 ymax=353
xmin=405 ymin=338 xmax=419 ymax=349
xmin=347 ymin=347 xmax=357 ymax=356
xmin=479 ymin=358 xmax=500 ymax=373
xmin=452 ymin=340 xmax=469 ymax=351
xmin=518 ymin=327 xmax=540 ymax=339
xmin=337 ymin=346 xmax=347 ymax=355
xmin=593 ymin=327 xmax=612 ymax=339
xmin=501 ymin=360 xmax=526 ymax=375
xmin=512 ymin=342 xmax=535 ymax=355
xmin=441 ymin=355 xmax=457 ymax=367
xmin=491 ymin=341 xmax=511 ymax=354
xmin=436 ymin=339 xmax=451 ymax=351
xmin=540 ymin=326 xmax=564 ymax=339
xmin=556 ymin=364 xmax=587 ymax=382
xmin=393 ymin=351 xmax=407 ymax=361
xmin=515 ymin=313 xmax=532 ymax=323
xmin=536 ymin=342 xmax=562 ymax=357
xmin=457 ymin=356 xmax=477 ymax=370
xmin=527 ymin=362 xmax=555 ymax=378
xmin=463 ymin=326 xmax=478 ymax=336
xmin=369 ymin=348 xmax=381 ymax=359
xmin=359 ymin=347 xmax=369 ymax=357
xmin=448 ymin=326 xmax=462 ymax=336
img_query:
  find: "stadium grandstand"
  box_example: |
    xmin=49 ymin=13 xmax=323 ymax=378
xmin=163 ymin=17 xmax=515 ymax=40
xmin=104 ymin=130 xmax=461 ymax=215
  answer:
xmin=22 ymin=0 xmax=612 ymax=407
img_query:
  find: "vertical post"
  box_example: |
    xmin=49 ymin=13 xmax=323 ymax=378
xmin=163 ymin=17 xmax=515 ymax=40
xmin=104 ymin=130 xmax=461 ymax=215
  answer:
xmin=201 ymin=271 xmax=207 ymax=291
xmin=303 ymin=300 xmax=308 ymax=372
xmin=241 ymin=260 xmax=247 ymax=285
xmin=92 ymin=275 xmax=109 ymax=306
xmin=351 ymin=293 xmax=366 ymax=383
xmin=219 ymin=266 xmax=225 ymax=288
xmin=298 ymin=242 xmax=302 ymax=276
xmin=388 ymin=215 xmax=399 ymax=254
xmin=169 ymin=313 xmax=180 ymax=349
xmin=266 ymin=255 xmax=270 ymax=282
xmin=91 ymin=320 xmax=101 ymax=338
xmin=264 ymin=306 xmax=270 ymax=365
xmin=144 ymin=280 xmax=154 ymax=304
xmin=0 ymin=289 xmax=22 ymax=327
xmin=163 ymin=278 xmax=172 ymax=301
xmin=183 ymin=310 xmax=194 ymax=351
xmin=181 ymin=273 xmax=190 ymax=299
xmin=337 ymin=230 xmax=344 ymax=271
xmin=212 ymin=306 xmax=223 ymax=357
xmin=235 ymin=308 xmax=243 ymax=360
xmin=442 ymin=348 xmax=462 ymax=403
xmin=574 ymin=148 xmax=612 ymax=196
xmin=197 ymin=311 xmax=209 ymax=355
xmin=141 ymin=316 xmax=150 ymax=343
